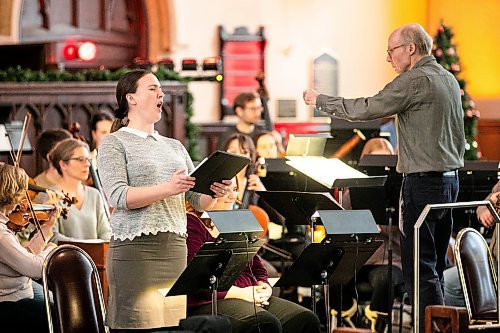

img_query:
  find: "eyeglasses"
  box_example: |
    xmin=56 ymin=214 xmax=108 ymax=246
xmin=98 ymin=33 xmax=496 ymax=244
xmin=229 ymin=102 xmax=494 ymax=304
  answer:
xmin=67 ymin=156 xmax=91 ymax=163
xmin=244 ymin=106 xmax=263 ymax=112
xmin=387 ymin=44 xmax=406 ymax=56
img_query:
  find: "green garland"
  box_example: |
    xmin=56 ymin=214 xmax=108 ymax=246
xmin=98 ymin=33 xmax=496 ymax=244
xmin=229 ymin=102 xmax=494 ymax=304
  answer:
xmin=0 ymin=65 xmax=199 ymax=160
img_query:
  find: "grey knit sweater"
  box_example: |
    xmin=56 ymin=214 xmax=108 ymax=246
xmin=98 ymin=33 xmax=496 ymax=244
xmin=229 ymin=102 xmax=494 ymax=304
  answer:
xmin=97 ymin=128 xmax=202 ymax=241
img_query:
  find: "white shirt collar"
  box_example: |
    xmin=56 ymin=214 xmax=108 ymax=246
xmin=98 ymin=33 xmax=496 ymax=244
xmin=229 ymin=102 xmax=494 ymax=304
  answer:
xmin=119 ymin=127 xmax=161 ymax=140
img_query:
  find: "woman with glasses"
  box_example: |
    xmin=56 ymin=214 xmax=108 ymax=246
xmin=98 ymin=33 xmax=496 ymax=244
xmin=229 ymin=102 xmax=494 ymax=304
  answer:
xmin=48 ymin=138 xmax=111 ymax=242
xmin=0 ymin=162 xmax=59 ymax=333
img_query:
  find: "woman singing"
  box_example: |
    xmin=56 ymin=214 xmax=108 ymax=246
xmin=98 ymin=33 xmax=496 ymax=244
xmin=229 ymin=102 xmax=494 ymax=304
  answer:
xmin=97 ymin=69 xmax=229 ymax=331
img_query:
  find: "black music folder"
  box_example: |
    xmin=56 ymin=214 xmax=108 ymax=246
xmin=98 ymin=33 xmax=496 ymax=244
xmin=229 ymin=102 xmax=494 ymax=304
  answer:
xmin=190 ymin=151 xmax=250 ymax=195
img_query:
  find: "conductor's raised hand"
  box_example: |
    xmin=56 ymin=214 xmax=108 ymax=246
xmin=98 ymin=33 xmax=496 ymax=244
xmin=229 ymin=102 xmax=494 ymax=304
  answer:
xmin=168 ymin=169 xmax=196 ymax=195
xmin=303 ymin=89 xmax=320 ymax=106
xmin=210 ymin=179 xmax=232 ymax=198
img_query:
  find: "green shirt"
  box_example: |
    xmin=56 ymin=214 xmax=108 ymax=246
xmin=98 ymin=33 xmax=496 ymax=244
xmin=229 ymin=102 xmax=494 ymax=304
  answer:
xmin=316 ymin=56 xmax=465 ymax=174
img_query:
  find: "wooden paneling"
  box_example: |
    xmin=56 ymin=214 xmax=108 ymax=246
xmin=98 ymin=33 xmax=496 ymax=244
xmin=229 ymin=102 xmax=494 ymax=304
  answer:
xmin=478 ymin=120 xmax=500 ymax=160
xmin=0 ymin=81 xmax=187 ymax=176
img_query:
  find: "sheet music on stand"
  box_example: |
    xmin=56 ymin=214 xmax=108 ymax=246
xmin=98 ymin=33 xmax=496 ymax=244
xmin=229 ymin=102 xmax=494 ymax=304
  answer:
xmin=286 ymin=157 xmax=369 ymax=189
xmin=0 ymin=123 xmax=32 ymax=152
xmin=260 ymin=158 xmax=330 ymax=192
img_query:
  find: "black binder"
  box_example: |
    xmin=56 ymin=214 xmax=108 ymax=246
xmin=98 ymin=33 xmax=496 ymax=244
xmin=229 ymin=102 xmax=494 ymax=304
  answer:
xmin=190 ymin=151 xmax=250 ymax=195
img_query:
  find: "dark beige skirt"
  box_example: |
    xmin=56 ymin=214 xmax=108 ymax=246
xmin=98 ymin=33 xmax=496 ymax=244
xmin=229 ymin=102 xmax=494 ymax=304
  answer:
xmin=106 ymin=232 xmax=187 ymax=329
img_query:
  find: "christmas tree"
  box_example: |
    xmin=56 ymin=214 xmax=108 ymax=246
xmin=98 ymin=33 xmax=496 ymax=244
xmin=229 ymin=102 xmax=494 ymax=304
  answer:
xmin=433 ymin=21 xmax=480 ymax=160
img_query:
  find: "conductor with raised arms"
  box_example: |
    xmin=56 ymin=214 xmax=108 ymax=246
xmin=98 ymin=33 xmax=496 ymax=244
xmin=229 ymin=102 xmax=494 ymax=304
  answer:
xmin=304 ymin=23 xmax=465 ymax=332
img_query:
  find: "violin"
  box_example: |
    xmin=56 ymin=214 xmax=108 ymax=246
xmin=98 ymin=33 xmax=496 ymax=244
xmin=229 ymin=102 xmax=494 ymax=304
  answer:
xmin=27 ymin=179 xmax=77 ymax=208
xmin=9 ymin=198 xmax=67 ymax=222
xmin=7 ymin=199 xmax=62 ymax=234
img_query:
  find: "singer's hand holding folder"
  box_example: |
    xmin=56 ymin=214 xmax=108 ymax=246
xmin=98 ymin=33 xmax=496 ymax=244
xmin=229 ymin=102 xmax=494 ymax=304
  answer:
xmin=190 ymin=151 xmax=250 ymax=195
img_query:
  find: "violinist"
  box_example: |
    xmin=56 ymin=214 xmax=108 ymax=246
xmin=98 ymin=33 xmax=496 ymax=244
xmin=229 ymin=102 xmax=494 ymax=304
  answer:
xmin=16 ymin=130 xmax=71 ymax=245
xmin=48 ymin=138 xmax=110 ymax=242
xmin=222 ymin=133 xmax=289 ymax=274
xmin=255 ymin=131 xmax=280 ymax=159
xmin=0 ymin=163 xmax=59 ymax=333
xmin=186 ymin=177 xmax=321 ymax=333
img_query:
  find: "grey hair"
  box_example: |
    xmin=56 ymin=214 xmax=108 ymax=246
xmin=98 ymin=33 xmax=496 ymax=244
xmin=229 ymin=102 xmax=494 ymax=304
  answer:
xmin=399 ymin=24 xmax=433 ymax=56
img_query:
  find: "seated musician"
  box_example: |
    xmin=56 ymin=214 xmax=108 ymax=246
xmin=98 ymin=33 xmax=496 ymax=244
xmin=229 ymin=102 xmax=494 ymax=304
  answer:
xmin=218 ymin=92 xmax=264 ymax=150
xmin=333 ymin=137 xmax=404 ymax=332
xmin=0 ymin=163 xmax=60 ymax=333
xmin=33 ymin=129 xmax=72 ymax=191
xmin=223 ymin=133 xmax=267 ymax=200
xmin=17 ymin=129 xmax=72 ymax=245
xmin=255 ymin=131 xmax=279 ymax=159
xmin=443 ymin=180 xmax=500 ymax=307
xmin=222 ymin=134 xmax=290 ymax=269
xmin=48 ymin=138 xmax=111 ymax=242
xmin=186 ymin=177 xmax=321 ymax=333
xmin=89 ymin=110 xmax=114 ymax=168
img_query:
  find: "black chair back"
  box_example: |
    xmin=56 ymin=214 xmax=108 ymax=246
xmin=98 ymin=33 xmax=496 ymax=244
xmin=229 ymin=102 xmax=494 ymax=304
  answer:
xmin=43 ymin=245 xmax=108 ymax=333
xmin=455 ymin=228 xmax=498 ymax=322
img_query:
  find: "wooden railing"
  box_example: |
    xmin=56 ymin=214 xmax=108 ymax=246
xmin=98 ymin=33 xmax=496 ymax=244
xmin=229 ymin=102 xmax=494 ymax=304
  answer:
xmin=0 ymin=81 xmax=187 ymax=176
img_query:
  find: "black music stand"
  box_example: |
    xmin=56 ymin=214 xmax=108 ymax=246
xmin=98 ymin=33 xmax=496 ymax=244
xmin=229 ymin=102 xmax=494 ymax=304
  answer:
xmin=206 ymin=210 xmax=263 ymax=243
xmin=332 ymin=176 xmax=386 ymax=208
xmin=257 ymin=191 xmax=342 ymax=316
xmin=352 ymin=154 xmax=402 ymax=332
xmin=167 ymin=210 xmax=264 ymax=315
xmin=275 ymin=209 xmax=381 ymax=333
xmin=256 ymin=191 xmax=342 ymax=229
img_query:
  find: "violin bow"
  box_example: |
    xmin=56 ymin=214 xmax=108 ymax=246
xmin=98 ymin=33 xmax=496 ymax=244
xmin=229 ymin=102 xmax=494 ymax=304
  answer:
xmin=6 ymin=113 xmax=46 ymax=241
xmin=15 ymin=113 xmax=32 ymax=167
